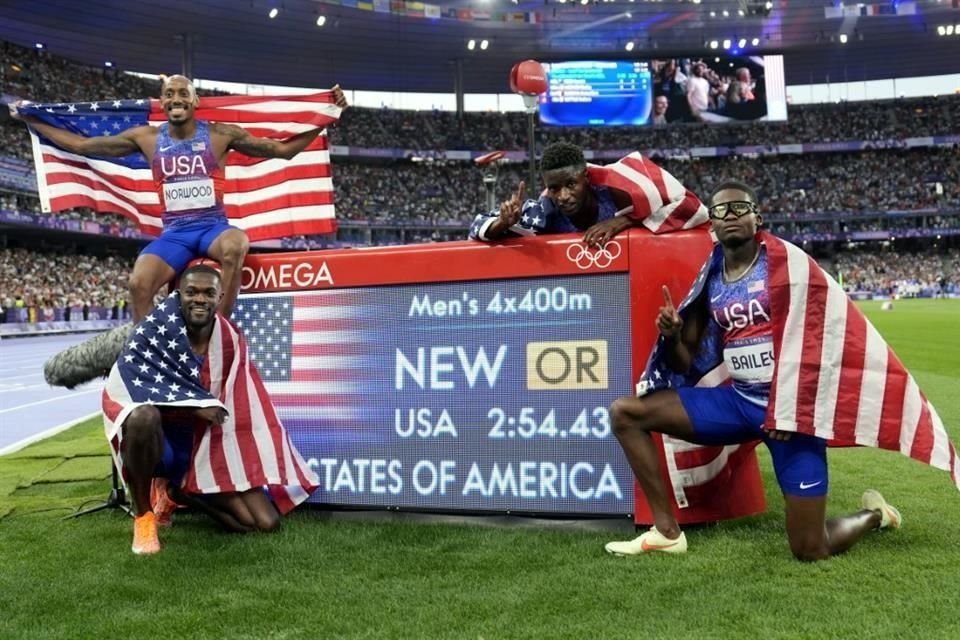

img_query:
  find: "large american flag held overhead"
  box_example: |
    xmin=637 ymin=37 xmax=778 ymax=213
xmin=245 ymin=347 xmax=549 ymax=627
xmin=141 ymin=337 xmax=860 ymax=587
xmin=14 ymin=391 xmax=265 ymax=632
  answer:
xmin=20 ymin=92 xmax=341 ymax=242
xmin=638 ymin=231 xmax=959 ymax=507
xmin=102 ymin=292 xmax=320 ymax=513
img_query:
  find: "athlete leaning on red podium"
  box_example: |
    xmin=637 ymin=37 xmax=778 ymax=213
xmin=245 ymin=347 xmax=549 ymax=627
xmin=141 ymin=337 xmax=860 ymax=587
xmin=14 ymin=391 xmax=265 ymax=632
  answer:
xmin=605 ymin=180 xmax=959 ymax=560
xmin=468 ymin=142 xmax=707 ymax=247
xmin=13 ymin=75 xmax=349 ymax=323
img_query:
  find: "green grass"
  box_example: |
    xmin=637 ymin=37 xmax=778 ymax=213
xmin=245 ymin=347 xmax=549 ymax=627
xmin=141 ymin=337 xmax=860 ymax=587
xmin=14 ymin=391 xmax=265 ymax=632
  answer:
xmin=2 ymin=300 xmax=959 ymax=639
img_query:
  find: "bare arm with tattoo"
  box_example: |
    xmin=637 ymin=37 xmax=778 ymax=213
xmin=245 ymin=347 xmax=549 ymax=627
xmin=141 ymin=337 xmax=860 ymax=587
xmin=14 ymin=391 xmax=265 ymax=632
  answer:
xmin=211 ymin=122 xmax=323 ymax=161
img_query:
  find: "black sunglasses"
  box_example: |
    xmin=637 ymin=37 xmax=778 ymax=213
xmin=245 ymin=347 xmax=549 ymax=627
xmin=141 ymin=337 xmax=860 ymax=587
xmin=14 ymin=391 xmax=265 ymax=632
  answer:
xmin=708 ymin=201 xmax=758 ymax=220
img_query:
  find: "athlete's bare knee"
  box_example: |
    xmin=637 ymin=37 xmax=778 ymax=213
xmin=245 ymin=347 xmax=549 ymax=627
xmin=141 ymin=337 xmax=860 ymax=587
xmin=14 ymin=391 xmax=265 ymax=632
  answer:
xmin=255 ymin=511 xmax=281 ymax=533
xmin=220 ymin=234 xmax=249 ymax=266
xmin=125 ymin=405 xmax=161 ymax=436
xmin=128 ymin=270 xmax=154 ymax=301
xmin=789 ymin=535 xmax=829 ymax=562
xmin=610 ymin=397 xmax=652 ymax=437
xmin=122 ymin=406 xmax=162 ymax=454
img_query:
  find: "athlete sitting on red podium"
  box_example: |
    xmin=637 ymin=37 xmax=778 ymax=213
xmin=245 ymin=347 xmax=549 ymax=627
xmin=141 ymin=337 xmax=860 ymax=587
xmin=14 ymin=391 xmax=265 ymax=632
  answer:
xmin=14 ymin=75 xmax=349 ymax=323
xmin=603 ymin=180 xmax=960 ymax=560
xmin=469 ymin=142 xmax=707 ymax=247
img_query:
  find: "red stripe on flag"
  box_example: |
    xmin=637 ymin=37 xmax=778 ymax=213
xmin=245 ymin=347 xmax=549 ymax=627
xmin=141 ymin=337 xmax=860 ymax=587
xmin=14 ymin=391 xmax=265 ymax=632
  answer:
xmin=102 ymin=389 xmax=124 ymax=422
xmin=242 ymin=219 xmax=337 ymax=242
xmin=224 ymin=191 xmax=335 ymax=218
xmin=290 ymin=369 xmax=363 ymax=383
xmin=763 ymin=236 xmax=792 ymax=428
xmin=206 ymin=326 xmax=237 ymax=493
xmin=622 ymin=155 xmax=670 ymax=206
xmin=229 ymin=330 xmax=262 ymax=486
xmin=42 ymin=153 xmax=155 ymax=191
xmin=794 ymin=261 xmax=829 ymax=435
xmin=291 ymin=343 xmax=372 ymax=357
xmin=292 ymin=318 xmax=370 ymax=332
xmin=876 ymin=348 xmax=908 ymax=451
xmin=832 ymin=303 xmax=867 ymax=444
xmin=653 ymin=193 xmax=704 ymax=233
xmin=910 ymin=400 xmax=936 ymax=464
xmin=223 ymin=164 xmax=332 ymax=192
xmin=251 ymin=359 xmax=291 ymax=484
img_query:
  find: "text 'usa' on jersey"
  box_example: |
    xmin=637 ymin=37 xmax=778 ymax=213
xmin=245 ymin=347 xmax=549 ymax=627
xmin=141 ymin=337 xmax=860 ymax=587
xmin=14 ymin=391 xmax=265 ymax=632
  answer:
xmin=706 ymin=246 xmax=774 ymax=406
xmin=151 ymin=121 xmax=226 ymax=226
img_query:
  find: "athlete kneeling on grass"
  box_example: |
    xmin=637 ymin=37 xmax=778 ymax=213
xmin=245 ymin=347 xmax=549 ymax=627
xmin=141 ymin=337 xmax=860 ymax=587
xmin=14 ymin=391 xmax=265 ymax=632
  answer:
xmin=605 ymin=180 xmax=903 ymax=561
xmin=103 ymin=264 xmax=319 ymax=555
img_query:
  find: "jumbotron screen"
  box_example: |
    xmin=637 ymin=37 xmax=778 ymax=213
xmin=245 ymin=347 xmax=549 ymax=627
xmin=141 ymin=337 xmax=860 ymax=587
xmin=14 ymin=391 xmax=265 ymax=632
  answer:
xmin=539 ymin=55 xmax=787 ymax=126
xmin=237 ymin=273 xmax=636 ymax=516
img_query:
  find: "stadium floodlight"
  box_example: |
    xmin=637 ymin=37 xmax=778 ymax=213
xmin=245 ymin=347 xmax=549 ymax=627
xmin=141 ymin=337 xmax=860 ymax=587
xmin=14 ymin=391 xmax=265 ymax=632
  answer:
xmin=839 ymin=34 xmax=848 ymax=44
xmin=722 ymin=9 xmax=729 ymax=16
xmin=480 ymin=39 xmax=489 ymax=50
xmin=752 ymin=37 xmax=760 ymax=46
xmin=316 ymin=15 xmax=326 ymax=27
xmin=35 ymin=42 xmax=44 ymax=49
xmin=765 ymin=1 xmax=773 ymax=8
xmin=709 ymin=40 xmax=719 ymax=49
xmin=467 ymin=39 xmax=476 ymax=50
xmin=625 ymin=41 xmax=635 ymax=51
xmin=936 ymin=25 xmax=946 ymax=36
xmin=722 ymin=39 xmax=732 ymax=49
xmin=738 ymin=38 xmax=747 ymax=48
xmin=710 ymin=10 xmax=716 ymax=16
xmin=947 ymin=25 xmax=955 ymax=36
xmin=268 ymin=7 xmax=279 ymax=19
xmin=104 ymin=61 xmax=113 ymax=67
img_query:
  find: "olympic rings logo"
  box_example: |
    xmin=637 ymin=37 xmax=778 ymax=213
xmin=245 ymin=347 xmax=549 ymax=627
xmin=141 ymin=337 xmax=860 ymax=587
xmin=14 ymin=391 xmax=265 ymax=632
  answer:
xmin=565 ymin=240 xmax=622 ymax=270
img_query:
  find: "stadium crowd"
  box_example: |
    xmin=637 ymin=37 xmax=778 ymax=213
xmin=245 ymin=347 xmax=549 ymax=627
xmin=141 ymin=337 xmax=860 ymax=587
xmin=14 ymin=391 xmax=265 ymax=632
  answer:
xmin=0 ymin=38 xmax=958 ymax=325
xmin=0 ymin=247 xmax=131 ymax=323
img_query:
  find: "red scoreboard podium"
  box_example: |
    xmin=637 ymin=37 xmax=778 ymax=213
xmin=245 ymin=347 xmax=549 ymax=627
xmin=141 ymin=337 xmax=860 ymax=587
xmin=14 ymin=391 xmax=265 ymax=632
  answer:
xmin=239 ymin=229 xmax=766 ymax=525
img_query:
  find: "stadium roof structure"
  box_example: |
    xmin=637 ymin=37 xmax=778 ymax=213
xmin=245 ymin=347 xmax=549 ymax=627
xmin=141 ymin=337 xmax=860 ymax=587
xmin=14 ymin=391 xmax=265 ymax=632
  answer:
xmin=2 ymin=0 xmax=958 ymax=93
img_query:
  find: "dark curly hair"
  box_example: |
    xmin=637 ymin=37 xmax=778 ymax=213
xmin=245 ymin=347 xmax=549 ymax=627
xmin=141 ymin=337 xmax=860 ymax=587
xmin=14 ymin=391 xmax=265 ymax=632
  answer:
xmin=181 ymin=263 xmax=222 ymax=282
xmin=709 ymin=179 xmax=758 ymax=205
xmin=540 ymin=142 xmax=586 ymax=172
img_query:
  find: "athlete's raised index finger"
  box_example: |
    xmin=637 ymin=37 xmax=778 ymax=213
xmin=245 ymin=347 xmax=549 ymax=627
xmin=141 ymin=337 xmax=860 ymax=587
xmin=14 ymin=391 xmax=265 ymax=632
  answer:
xmin=514 ymin=180 xmax=526 ymax=202
xmin=661 ymin=285 xmax=675 ymax=309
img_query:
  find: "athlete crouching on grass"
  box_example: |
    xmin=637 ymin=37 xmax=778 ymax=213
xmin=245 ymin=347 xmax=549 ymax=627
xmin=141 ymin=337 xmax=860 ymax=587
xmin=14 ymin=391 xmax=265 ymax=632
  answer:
xmin=604 ymin=180 xmax=904 ymax=561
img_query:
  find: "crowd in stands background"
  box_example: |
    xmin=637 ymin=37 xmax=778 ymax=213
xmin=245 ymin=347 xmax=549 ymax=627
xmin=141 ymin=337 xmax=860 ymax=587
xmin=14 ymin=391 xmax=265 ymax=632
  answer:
xmin=1 ymin=39 xmax=959 ymax=323
xmin=0 ymin=247 xmax=131 ymax=323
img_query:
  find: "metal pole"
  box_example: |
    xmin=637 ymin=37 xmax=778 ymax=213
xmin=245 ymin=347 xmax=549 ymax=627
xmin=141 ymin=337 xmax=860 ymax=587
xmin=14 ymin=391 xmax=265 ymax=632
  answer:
xmin=181 ymin=33 xmax=194 ymax=78
xmin=527 ymin=112 xmax=536 ymax=193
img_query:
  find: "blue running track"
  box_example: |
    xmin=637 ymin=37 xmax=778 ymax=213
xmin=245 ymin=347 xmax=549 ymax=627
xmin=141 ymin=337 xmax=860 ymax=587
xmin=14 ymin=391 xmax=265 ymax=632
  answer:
xmin=0 ymin=333 xmax=107 ymax=454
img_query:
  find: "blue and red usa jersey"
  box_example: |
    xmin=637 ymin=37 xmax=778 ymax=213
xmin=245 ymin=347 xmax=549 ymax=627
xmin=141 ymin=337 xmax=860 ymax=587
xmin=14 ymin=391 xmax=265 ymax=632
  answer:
xmin=706 ymin=246 xmax=773 ymax=406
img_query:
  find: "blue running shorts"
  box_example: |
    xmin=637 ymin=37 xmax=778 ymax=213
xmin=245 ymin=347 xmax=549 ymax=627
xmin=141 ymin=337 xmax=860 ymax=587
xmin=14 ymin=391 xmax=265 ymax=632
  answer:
xmin=155 ymin=421 xmax=196 ymax=487
xmin=140 ymin=217 xmax=236 ymax=273
xmin=677 ymin=385 xmax=828 ymax=497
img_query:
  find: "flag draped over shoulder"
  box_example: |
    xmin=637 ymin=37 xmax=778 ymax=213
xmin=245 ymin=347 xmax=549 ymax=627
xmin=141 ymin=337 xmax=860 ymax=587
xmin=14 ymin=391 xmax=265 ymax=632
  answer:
xmin=588 ymin=152 xmax=710 ymax=233
xmin=20 ymin=92 xmax=341 ymax=242
xmin=637 ymin=231 xmax=959 ymax=507
xmin=101 ymin=293 xmax=319 ymax=513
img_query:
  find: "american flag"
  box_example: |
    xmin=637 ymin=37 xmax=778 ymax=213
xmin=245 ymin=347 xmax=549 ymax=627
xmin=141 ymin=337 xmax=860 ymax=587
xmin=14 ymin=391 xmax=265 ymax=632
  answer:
xmin=588 ymin=151 xmax=709 ymax=233
xmin=231 ymin=291 xmax=377 ymax=438
xmin=102 ymin=292 xmax=319 ymax=513
xmin=20 ymin=92 xmax=341 ymax=242
xmin=637 ymin=232 xmax=960 ymax=508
